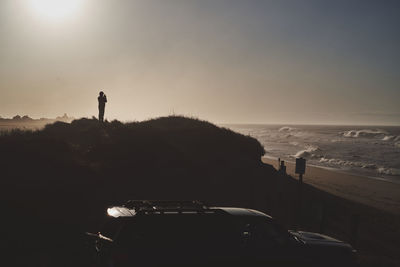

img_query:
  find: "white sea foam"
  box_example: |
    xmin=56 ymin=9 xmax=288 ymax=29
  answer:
xmin=319 ymin=157 xmax=400 ymax=176
xmin=320 ymin=157 xmax=357 ymax=167
xmin=319 ymin=157 xmax=377 ymax=168
xmin=382 ymin=135 xmax=396 ymax=141
xmin=377 ymin=167 xmax=400 ymax=176
xmin=278 ymin=126 xmax=297 ymax=132
xmin=362 ymin=164 xmax=378 ymax=169
xmin=294 ymin=145 xmax=320 ymax=158
xmin=278 ymin=126 xmax=310 ymax=138
xmin=342 ymin=129 xmax=387 ymax=138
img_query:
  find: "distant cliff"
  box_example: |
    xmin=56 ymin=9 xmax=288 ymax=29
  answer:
xmin=0 ymin=113 xmax=74 ymax=130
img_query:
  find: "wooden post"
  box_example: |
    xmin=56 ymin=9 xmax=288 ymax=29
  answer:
xmin=295 ymin=158 xmax=306 ymax=229
xmin=350 ymin=214 xmax=360 ymax=249
xmin=318 ymin=203 xmax=326 ymax=234
xmin=297 ymin=178 xmax=303 ymax=228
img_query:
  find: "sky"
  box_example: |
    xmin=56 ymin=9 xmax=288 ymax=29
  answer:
xmin=0 ymin=0 xmax=399 ymax=125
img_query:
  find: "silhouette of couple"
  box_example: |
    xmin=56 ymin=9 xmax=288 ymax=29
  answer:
xmin=98 ymin=91 xmax=107 ymax=122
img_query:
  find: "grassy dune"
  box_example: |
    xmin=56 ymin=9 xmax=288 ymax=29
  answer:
xmin=0 ymin=116 xmax=270 ymax=266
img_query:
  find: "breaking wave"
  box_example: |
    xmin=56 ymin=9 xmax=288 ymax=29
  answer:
xmin=382 ymin=135 xmax=400 ymax=142
xmin=278 ymin=126 xmax=310 ymax=138
xmin=341 ymin=129 xmax=387 ymax=138
xmin=278 ymin=126 xmax=297 ymax=132
xmin=382 ymin=135 xmax=396 ymax=141
xmin=294 ymin=145 xmax=321 ymax=159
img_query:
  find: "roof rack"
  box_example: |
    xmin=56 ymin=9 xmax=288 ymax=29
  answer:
xmin=123 ymin=200 xmax=209 ymax=213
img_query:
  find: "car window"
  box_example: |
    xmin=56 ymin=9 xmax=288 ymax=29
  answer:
xmin=237 ymin=216 xmax=288 ymax=249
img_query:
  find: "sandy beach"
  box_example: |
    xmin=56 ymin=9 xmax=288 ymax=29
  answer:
xmin=263 ymin=157 xmax=400 ymax=216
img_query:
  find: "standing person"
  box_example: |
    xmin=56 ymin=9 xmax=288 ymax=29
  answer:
xmin=98 ymin=91 xmax=107 ymax=122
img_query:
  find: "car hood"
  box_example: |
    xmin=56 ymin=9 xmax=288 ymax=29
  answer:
xmin=289 ymin=230 xmax=353 ymax=249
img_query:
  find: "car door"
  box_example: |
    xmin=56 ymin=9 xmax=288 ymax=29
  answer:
xmin=238 ymin=216 xmax=295 ymax=266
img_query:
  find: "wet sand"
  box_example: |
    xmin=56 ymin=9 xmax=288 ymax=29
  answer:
xmin=262 ymin=157 xmax=400 ymax=215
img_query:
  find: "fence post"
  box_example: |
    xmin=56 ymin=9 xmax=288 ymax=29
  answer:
xmin=350 ymin=214 xmax=360 ymax=249
xmin=295 ymin=158 xmax=306 ymax=229
xmin=318 ymin=203 xmax=326 ymax=234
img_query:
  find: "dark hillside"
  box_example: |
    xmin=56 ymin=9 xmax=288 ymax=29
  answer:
xmin=0 ymin=116 xmax=273 ymax=266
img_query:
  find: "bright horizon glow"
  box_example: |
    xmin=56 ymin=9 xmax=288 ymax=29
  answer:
xmin=1 ymin=1 xmax=399 ymax=125
xmin=30 ymin=0 xmax=81 ymax=20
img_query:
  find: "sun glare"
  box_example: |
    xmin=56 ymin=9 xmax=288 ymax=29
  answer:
xmin=30 ymin=0 xmax=82 ymax=20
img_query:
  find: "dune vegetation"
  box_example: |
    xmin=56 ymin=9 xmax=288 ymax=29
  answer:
xmin=0 ymin=116 xmax=272 ymax=266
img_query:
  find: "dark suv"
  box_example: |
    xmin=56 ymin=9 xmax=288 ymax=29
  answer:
xmin=89 ymin=200 xmax=357 ymax=267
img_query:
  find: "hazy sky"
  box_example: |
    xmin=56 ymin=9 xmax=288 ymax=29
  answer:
xmin=1 ymin=0 xmax=399 ymax=124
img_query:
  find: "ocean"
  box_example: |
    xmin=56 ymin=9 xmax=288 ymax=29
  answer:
xmin=224 ymin=124 xmax=400 ymax=183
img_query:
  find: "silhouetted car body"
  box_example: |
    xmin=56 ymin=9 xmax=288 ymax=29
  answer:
xmin=89 ymin=201 xmax=357 ymax=267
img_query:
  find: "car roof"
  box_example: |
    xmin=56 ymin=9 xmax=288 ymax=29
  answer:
xmin=106 ymin=205 xmax=272 ymax=219
xmin=213 ymin=207 xmax=272 ymax=218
